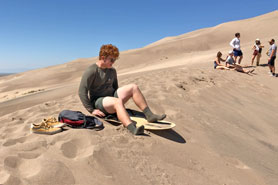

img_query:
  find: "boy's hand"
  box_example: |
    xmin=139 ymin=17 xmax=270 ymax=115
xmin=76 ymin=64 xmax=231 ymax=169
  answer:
xmin=92 ymin=109 xmax=106 ymax=117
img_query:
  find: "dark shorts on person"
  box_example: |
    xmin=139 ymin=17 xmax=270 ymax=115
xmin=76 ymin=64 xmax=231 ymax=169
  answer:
xmin=233 ymin=49 xmax=243 ymax=57
xmin=268 ymin=56 xmax=276 ymax=66
xmin=214 ymin=61 xmax=217 ymax=69
xmin=94 ymin=90 xmax=119 ymax=115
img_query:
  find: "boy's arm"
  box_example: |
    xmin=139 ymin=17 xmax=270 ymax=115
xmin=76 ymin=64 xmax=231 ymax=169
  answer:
xmin=78 ymin=68 xmax=95 ymax=113
xmin=112 ymin=70 xmax=119 ymax=92
xmin=230 ymin=38 xmax=235 ymax=48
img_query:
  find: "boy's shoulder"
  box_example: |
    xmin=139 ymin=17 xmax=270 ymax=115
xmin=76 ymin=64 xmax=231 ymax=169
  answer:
xmin=86 ymin=63 xmax=98 ymax=71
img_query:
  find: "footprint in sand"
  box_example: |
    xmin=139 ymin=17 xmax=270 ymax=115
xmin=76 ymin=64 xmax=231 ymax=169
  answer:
xmin=15 ymin=140 xmax=47 ymax=152
xmin=60 ymin=141 xmax=78 ymax=158
xmin=18 ymin=157 xmax=41 ymax=178
xmin=60 ymin=138 xmax=96 ymax=159
xmin=4 ymin=156 xmax=20 ymax=169
xmin=2 ymin=175 xmax=22 ymax=185
xmin=26 ymin=160 xmax=75 ymax=185
xmin=5 ymin=152 xmax=42 ymax=179
xmin=2 ymin=136 xmax=27 ymax=147
xmin=3 ymin=139 xmax=18 ymax=147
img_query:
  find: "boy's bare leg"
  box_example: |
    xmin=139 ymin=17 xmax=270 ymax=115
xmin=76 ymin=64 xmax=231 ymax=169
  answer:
xmin=116 ymin=84 xmax=147 ymax=110
xmin=102 ymin=97 xmax=144 ymax=135
xmin=102 ymin=97 xmax=131 ymax=126
xmin=117 ymin=84 xmax=166 ymax=122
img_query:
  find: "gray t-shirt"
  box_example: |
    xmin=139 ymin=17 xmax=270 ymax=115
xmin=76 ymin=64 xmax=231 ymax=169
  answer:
xmin=226 ymin=56 xmax=235 ymax=64
xmin=78 ymin=63 xmax=118 ymax=113
xmin=269 ymin=44 xmax=277 ymax=57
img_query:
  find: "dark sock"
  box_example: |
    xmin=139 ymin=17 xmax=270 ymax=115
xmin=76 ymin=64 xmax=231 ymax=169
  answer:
xmin=143 ymin=107 xmax=166 ymax=122
xmin=127 ymin=122 xmax=144 ymax=135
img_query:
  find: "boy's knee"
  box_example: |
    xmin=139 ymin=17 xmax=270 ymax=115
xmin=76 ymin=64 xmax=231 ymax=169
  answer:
xmin=131 ymin=83 xmax=139 ymax=91
xmin=114 ymin=98 xmax=124 ymax=107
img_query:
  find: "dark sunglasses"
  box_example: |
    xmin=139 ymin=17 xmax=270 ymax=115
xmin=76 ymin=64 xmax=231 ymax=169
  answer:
xmin=110 ymin=58 xmax=116 ymax=63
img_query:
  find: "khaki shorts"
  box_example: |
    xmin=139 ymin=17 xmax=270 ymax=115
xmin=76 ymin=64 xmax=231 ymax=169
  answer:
xmin=94 ymin=91 xmax=118 ymax=115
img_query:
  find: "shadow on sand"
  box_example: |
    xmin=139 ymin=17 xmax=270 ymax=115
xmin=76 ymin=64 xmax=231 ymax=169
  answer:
xmin=258 ymin=63 xmax=269 ymax=67
xmin=101 ymin=109 xmax=186 ymax=143
xmin=127 ymin=109 xmax=186 ymax=144
xmin=149 ymin=129 xmax=186 ymax=144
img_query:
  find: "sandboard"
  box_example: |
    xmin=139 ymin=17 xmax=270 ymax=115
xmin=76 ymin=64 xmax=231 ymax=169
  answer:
xmin=104 ymin=115 xmax=175 ymax=130
xmin=130 ymin=116 xmax=175 ymax=130
xmin=104 ymin=115 xmax=122 ymax=125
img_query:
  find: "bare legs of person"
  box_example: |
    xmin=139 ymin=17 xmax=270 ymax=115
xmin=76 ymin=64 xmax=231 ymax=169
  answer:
xmin=251 ymin=54 xmax=256 ymax=66
xmin=216 ymin=66 xmax=230 ymax=70
xmin=268 ymin=64 xmax=275 ymax=76
xmin=102 ymin=84 xmax=166 ymax=135
xmin=234 ymin=64 xmax=254 ymax=74
xmin=236 ymin=55 xmax=243 ymax=64
xmin=256 ymin=53 xmax=261 ymax=66
xmin=227 ymin=64 xmax=255 ymax=74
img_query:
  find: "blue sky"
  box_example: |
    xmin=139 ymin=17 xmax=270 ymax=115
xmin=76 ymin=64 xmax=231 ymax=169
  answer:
xmin=0 ymin=0 xmax=277 ymax=73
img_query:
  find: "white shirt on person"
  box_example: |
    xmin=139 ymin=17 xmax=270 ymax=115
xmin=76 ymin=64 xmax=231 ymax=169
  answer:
xmin=230 ymin=37 xmax=241 ymax=50
xmin=254 ymin=44 xmax=260 ymax=51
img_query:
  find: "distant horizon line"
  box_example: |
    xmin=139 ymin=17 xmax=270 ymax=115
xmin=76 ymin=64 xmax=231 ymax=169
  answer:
xmin=0 ymin=67 xmax=35 ymax=74
xmin=0 ymin=73 xmax=15 ymax=77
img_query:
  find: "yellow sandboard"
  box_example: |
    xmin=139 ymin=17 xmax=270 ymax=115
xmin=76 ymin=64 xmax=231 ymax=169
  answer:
xmin=130 ymin=116 xmax=175 ymax=130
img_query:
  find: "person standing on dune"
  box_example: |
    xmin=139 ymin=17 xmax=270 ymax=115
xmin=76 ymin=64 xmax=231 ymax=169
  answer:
xmin=267 ymin=39 xmax=277 ymax=77
xmin=251 ymin=39 xmax=264 ymax=66
xmin=78 ymin=44 xmax=166 ymax=135
xmin=230 ymin=33 xmax=243 ymax=64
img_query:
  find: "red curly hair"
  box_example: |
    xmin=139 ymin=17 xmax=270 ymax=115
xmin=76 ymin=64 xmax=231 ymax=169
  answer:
xmin=99 ymin=44 xmax=119 ymax=60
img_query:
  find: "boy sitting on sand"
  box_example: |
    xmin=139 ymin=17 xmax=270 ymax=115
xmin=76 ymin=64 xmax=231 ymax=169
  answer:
xmin=226 ymin=51 xmax=254 ymax=74
xmin=78 ymin=44 xmax=166 ymax=135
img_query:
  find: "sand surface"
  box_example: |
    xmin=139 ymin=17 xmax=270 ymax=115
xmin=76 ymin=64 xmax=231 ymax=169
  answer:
xmin=0 ymin=11 xmax=278 ymax=185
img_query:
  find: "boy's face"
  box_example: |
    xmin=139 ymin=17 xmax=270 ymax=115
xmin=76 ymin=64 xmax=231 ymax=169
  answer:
xmin=102 ymin=56 xmax=116 ymax=68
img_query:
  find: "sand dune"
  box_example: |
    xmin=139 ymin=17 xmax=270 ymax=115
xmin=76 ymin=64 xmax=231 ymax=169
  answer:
xmin=0 ymin=11 xmax=278 ymax=185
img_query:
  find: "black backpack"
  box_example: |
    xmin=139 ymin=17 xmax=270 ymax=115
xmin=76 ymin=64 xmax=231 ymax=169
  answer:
xmin=58 ymin=110 xmax=103 ymax=130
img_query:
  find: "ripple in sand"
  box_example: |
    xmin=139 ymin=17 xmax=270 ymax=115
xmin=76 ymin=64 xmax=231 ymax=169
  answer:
xmin=18 ymin=152 xmax=41 ymax=159
xmin=225 ymin=157 xmax=251 ymax=170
